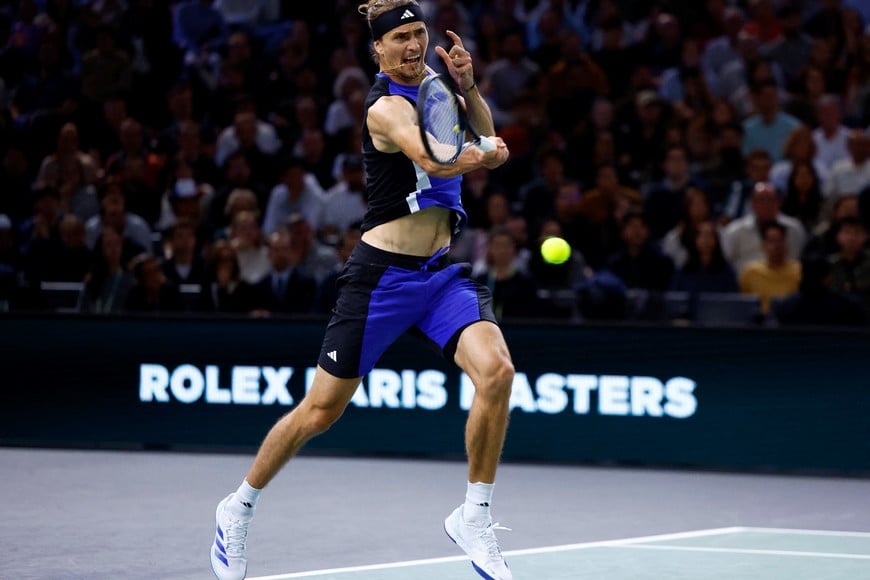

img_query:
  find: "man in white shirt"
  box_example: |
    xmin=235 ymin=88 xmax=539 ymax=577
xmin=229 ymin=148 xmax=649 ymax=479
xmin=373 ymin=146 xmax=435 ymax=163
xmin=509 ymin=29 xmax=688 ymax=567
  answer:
xmin=721 ymin=181 xmax=807 ymax=274
xmin=824 ymin=129 xmax=870 ymax=200
xmin=812 ymin=95 xmax=851 ymax=172
xmin=322 ymin=155 xmax=367 ymax=236
xmin=262 ymin=156 xmax=325 ymax=235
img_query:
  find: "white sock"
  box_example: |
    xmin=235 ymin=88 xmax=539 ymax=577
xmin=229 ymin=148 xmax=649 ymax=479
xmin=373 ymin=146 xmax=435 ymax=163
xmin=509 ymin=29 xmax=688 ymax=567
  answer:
xmin=228 ymin=479 xmax=261 ymax=519
xmin=462 ymin=481 xmax=494 ymax=526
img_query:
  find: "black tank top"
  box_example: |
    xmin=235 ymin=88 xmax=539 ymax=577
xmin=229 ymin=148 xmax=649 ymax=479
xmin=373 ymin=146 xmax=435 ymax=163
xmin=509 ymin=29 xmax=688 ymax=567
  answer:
xmin=360 ymin=73 xmax=466 ymax=234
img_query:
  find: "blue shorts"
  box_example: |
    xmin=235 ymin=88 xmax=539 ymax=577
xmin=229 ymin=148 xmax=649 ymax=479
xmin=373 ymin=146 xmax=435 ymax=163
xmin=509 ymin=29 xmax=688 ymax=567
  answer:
xmin=318 ymin=241 xmax=497 ymax=378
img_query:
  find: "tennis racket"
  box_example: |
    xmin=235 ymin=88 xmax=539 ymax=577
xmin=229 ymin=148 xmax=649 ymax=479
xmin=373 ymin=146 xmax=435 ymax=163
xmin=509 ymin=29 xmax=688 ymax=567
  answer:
xmin=417 ymin=74 xmax=496 ymax=165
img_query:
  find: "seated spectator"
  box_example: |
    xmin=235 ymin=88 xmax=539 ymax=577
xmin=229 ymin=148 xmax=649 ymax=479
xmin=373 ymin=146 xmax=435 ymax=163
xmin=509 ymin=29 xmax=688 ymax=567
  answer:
xmin=315 ymin=227 xmax=361 ymax=315
xmin=323 ymin=66 xmax=370 ymax=137
xmin=804 ymin=194 xmax=862 ymax=257
xmin=214 ymin=103 xmax=282 ymax=172
xmin=262 ymin=155 xmax=325 ymax=236
xmin=53 ymin=214 xmax=91 ymax=282
xmin=18 ymin=186 xmax=64 ymax=283
xmin=474 ymin=227 xmax=541 ymax=320
xmin=721 ymin=182 xmax=806 ymax=274
xmin=201 ymin=239 xmax=258 ymax=313
xmin=125 ymin=253 xmax=184 ymax=312
xmin=320 ymin=154 xmax=367 ymax=240
xmin=80 ymin=25 xmax=132 ymax=101
xmin=85 ymin=181 xmax=154 ymax=255
xmin=824 ymin=129 xmax=870 ymax=200
xmin=773 ymin=255 xmax=868 ymax=326
xmin=828 ymin=216 xmax=870 ymax=314
xmin=252 ymin=229 xmax=316 ymax=314
xmin=53 ymin=155 xmax=100 ymax=223
xmin=208 ymin=151 xmax=269 ymax=230
xmin=605 ymin=211 xmax=674 ymax=292
xmin=769 ymin=125 xmax=828 ymax=194
xmin=161 ymin=218 xmax=206 ymax=287
xmin=781 ymin=162 xmax=824 ymax=233
xmin=213 ymin=187 xmax=260 ymax=241
xmin=661 ymin=187 xmax=712 ymax=269
xmin=741 ymin=80 xmax=801 ymax=163
xmin=173 ymin=0 xmax=229 ymax=59
xmin=643 ymin=145 xmax=704 ymax=241
xmin=718 ymin=148 xmax=772 ymax=223
xmin=671 ymin=220 xmax=739 ymax=295
xmin=228 ymin=210 xmax=270 ymax=284
xmin=812 ymin=95 xmax=850 ymax=172
xmin=739 ymin=221 xmax=802 ymax=314
xmin=80 ymin=227 xmax=135 ymax=314
xmin=35 ymin=123 xmax=98 ymax=188
xmin=287 ymin=213 xmax=339 ymax=286
xmin=575 ymin=163 xmax=642 ymax=270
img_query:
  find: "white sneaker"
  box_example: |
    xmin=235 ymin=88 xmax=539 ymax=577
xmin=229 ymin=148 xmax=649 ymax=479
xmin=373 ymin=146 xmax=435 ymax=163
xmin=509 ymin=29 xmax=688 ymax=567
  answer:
xmin=444 ymin=505 xmax=512 ymax=580
xmin=210 ymin=494 xmax=251 ymax=580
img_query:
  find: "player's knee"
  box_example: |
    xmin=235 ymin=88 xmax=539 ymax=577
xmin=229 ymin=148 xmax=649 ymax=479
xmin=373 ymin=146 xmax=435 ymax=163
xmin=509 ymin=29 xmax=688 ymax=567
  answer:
xmin=479 ymin=356 xmax=514 ymax=402
xmin=305 ymin=403 xmax=346 ymax=435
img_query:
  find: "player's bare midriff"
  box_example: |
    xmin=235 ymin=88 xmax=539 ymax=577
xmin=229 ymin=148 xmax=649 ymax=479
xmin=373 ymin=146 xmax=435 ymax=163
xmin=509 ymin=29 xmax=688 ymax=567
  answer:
xmin=362 ymin=206 xmax=453 ymax=257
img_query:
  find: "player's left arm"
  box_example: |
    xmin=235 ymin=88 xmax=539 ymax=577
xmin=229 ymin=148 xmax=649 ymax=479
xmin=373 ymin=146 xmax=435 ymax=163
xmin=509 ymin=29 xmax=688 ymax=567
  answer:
xmin=435 ymin=30 xmax=496 ymax=139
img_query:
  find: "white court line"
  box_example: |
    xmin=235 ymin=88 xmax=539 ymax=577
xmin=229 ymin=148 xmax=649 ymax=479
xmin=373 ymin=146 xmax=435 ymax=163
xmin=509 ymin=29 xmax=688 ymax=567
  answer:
xmin=247 ymin=527 xmax=743 ymax=579
xmin=737 ymin=526 xmax=870 ymax=539
xmin=610 ymin=544 xmax=870 ymax=560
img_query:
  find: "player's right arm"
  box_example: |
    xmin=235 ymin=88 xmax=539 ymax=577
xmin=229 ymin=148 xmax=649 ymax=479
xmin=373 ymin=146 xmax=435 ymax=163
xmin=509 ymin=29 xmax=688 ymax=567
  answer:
xmin=366 ymin=95 xmax=507 ymax=177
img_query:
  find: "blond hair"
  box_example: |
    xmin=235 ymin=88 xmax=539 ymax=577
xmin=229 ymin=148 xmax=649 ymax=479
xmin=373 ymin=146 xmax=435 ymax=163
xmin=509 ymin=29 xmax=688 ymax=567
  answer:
xmin=357 ymin=0 xmax=418 ymax=22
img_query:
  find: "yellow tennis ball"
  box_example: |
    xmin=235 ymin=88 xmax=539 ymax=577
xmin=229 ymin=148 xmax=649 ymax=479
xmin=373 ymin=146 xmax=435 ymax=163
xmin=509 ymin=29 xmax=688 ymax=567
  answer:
xmin=540 ymin=236 xmax=571 ymax=265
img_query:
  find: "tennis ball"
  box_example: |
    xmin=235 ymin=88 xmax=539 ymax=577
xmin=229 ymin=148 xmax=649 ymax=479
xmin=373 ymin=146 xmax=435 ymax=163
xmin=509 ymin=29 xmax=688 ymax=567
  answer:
xmin=540 ymin=236 xmax=571 ymax=265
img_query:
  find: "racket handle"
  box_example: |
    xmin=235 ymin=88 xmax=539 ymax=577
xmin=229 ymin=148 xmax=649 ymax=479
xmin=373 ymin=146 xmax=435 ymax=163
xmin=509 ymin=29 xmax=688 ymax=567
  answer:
xmin=476 ymin=136 xmax=496 ymax=152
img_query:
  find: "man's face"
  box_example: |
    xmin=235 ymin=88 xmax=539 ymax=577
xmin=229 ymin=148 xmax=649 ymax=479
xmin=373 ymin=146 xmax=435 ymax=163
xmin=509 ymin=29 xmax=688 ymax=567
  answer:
xmin=488 ymin=233 xmax=516 ymax=268
xmin=762 ymin=227 xmax=787 ymax=263
xmin=747 ymin=157 xmax=772 ymax=183
xmin=376 ymin=22 xmax=428 ymax=82
xmin=622 ymin=217 xmax=648 ymax=248
xmin=664 ymin=148 xmax=688 ymax=180
xmin=837 ymin=224 xmax=867 ymax=255
xmin=268 ymin=235 xmax=293 ymax=271
xmin=751 ymin=186 xmax=779 ymax=222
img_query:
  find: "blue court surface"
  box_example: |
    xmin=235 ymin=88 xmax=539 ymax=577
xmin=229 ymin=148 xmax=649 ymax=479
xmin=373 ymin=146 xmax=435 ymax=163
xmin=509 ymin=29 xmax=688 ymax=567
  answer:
xmin=248 ymin=527 xmax=870 ymax=580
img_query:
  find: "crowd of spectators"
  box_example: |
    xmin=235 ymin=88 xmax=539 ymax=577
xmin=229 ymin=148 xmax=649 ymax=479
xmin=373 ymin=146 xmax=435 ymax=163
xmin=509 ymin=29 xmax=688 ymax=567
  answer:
xmin=0 ymin=0 xmax=869 ymax=326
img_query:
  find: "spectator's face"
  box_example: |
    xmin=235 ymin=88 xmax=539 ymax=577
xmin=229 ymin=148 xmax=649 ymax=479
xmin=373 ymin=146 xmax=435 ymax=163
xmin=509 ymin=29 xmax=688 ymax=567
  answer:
xmin=664 ymin=148 xmax=688 ymax=179
xmin=169 ymin=88 xmax=193 ymax=120
xmin=232 ymin=215 xmax=259 ymax=244
xmin=751 ymin=186 xmax=779 ymax=222
xmin=283 ymin=166 xmax=306 ymax=191
xmin=102 ymin=194 xmax=125 ymax=227
xmin=694 ymin=221 xmax=717 ymax=256
xmin=268 ymin=235 xmax=293 ymax=271
xmin=590 ymin=100 xmax=613 ymax=130
xmin=622 ymin=217 xmax=648 ymax=248
xmin=816 ymin=100 xmax=841 ymax=131
xmin=687 ymin=189 xmax=710 ymax=223
xmin=172 ymin=226 xmax=196 ymax=258
xmin=120 ymin=120 xmax=144 ymax=152
xmin=486 ymin=194 xmax=510 ymax=225
xmin=792 ymin=164 xmax=815 ymax=193
xmin=234 ymin=113 xmax=257 ymax=147
xmin=60 ymin=217 xmax=86 ymax=248
xmin=541 ymin=157 xmax=564 ymax=185
xmin=226 ymin=158 xmax=251 ymax=183
xmin=57 ymin=124 xmax=79 ymax=155
xmin=555 ymin=184 xmax=581 ymax=217
xmin=746 ymin=156 xmax=772 ymax=183
xmin=101 ymin=229 xmax=123 ymax=264
xmin=755 ymin=86 xmax=779 ymax=117
xmin=837 ymin=223 xmax=867 ymax=255
xmin=178 ymin=123 xmax=201 ymax=154
xmin=833 ymin=195 xmax=859 ymax=219
xmin=141 ymin=259 xmax=166 ymax=291
xmin=596 ymin=166 xmax=619 ymax=191
xmin=761 ymin=227 xmax=787 ymax=263
xmin=488 ymin=233 xmax=516 ymax=268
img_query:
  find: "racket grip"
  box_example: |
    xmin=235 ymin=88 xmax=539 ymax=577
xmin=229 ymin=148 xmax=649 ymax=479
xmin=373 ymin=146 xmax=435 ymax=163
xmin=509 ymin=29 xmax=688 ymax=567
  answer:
xmin=476 ymin=136 xmax=496 ymax=152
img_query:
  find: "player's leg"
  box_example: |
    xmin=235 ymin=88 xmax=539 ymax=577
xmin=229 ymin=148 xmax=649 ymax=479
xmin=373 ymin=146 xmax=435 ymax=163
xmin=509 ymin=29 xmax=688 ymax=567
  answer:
xmin=445 ymin=320 xmax=514 ymax=580
xmin=211 ymin=367 xmax=361 ymax=580
xmin=246 ymin=367 xmax=363 ymax=487
xmin=453 ymin=320 xmax=514 ymax=485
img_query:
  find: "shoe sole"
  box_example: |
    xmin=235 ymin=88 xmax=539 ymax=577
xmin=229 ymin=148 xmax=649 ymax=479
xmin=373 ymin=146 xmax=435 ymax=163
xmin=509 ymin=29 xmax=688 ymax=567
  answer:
xmin=444 ymin=514 xmax=497 ymax=580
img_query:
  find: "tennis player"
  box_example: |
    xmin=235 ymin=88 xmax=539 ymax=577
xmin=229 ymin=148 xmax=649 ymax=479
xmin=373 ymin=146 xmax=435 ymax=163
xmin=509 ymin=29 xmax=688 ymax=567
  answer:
xmin=211 ymin=2 xmax=513 ymax=579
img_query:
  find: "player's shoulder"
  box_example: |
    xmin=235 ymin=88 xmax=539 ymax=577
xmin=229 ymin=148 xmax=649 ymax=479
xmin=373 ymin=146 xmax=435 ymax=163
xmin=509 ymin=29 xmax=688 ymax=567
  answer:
xmin=367 ymin=94 xmax=415 ymax=129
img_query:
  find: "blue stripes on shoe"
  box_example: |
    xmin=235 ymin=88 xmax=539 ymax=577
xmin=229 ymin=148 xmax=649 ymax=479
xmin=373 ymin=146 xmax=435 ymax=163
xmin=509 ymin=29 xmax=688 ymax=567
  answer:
xmin=215 ymin=537 xmax=226 ymax=555
xmin=217 ymin=524 xmax=224 ymax=540
xmin=472 ymin=561 xmax=496 ymax=580
xmin=213 ymin=546 xmax=229 ymax=567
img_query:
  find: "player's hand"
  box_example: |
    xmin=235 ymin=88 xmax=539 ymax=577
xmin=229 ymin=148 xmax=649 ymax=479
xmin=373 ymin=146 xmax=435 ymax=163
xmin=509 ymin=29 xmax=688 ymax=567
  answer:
xmin=434 ymin=30 xmax=475 ymax=92
xmin=479 ymin=136 xmax=509 ymax=169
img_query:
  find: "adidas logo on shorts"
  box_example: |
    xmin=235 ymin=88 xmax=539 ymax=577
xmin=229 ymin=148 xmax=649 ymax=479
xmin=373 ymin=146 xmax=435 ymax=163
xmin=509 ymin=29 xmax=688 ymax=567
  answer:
xmin=327 ymin=350 xmax=338 ymax=362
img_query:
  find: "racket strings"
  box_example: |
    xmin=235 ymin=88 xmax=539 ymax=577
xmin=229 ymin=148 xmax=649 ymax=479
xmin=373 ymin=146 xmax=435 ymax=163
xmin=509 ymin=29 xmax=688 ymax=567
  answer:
xmin=420 ymin=82 xmax=463 ymax=163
